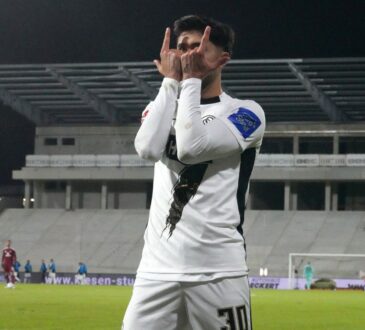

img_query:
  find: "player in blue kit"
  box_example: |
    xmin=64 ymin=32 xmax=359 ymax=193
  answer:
xmin=123 ymin=15 xmax=265 ymax=330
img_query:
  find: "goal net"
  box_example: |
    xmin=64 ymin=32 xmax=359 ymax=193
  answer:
xmin=288 ymin=253 xmax=365 ymax=289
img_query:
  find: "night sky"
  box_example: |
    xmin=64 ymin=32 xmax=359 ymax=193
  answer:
xmin=0 ymin=0 xmax=364 ymax=184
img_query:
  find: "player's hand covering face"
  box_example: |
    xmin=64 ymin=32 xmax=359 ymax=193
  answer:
xmin=178 ymin=26 xmax=231 ymax=80
xmin=154 ymin=28 xmax=183 ymax=81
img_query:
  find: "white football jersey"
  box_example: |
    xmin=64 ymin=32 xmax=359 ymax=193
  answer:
xmin=136 ymin=78 xmax=265 ymax=281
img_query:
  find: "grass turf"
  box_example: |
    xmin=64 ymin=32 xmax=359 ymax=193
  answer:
xmin=0 ymin=284 xmax=364 ymax=330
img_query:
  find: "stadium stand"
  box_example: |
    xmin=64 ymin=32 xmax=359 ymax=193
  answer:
xmin=0 ymin=209 xmax=147 ymax=274
xmin=0 ymin=58 xmax=364 ymax=124
xmin=1 ymin=209 xmax=364 ymax=278
xmin=245 ymin=211 xmax=365 ymax=278
xmin=1 ymin=58 xmax=364 ymax=283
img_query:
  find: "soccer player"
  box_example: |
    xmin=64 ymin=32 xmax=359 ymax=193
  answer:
xmin=123 ymin=15 xmax=265 ymax=330
xmin=1 ymin=240 xmax=17 ymax=289
xmin=24 ymin=260 xmax=33 ymax=283
xmin=40 ymin=259 xmax=47 ymax=284
xmin=13 ymin=259 xmax=21 ymax=282
xmin=48 ymin=258 xmax=57 ymax=284
xmin=75 ymin=262 xmax=87 ymax=285
xmin=303 ymin=262 xmax=314 ymax=290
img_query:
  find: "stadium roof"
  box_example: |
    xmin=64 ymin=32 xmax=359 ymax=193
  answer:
xmin=0 ymin=57 xmax=364 ymax=125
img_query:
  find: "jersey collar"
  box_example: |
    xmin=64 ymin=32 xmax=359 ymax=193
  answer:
xmin=200 ymin=96 xmax=221 ymax=105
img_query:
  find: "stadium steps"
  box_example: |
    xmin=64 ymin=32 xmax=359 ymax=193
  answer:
xmin=344 ymin=214 xmax=365 ymax=254
xmin=245 ymin=211 xmax=327 ymax=276
xmin=244 ymin=211 xmax=293 ymax=273
xmin=1 ymin=209 xmax=365 ymax=277
xmin=0 ymin=209 xmax=148 ymax=274
xmin=244 ymin=211 xmax=365 ymax=277
xmin=305 ymin=212 xmax=365 ymax=278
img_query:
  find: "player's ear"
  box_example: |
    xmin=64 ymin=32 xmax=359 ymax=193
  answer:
xmin=218 ymin=52 xmax=231 ymax=68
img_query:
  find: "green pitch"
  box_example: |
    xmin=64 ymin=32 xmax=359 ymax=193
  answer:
xmin=1 ymin=285 xmax=364 ymax=330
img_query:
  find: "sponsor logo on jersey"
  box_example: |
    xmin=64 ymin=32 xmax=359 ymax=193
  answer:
xmin=202 ymin=115 xmax=216 ymax=125
xmin=228 ymin=107 xmax=261 ymax=139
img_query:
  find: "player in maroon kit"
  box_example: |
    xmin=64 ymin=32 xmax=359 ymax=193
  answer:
xmin=1 ymin=240 xmax=17 ymax=289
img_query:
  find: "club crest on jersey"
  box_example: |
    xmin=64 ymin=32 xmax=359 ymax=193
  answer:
xmin=228 ymin=107 xmax=261 ymax=139
xmin=202 ymin=115 xmax=215 ymax=125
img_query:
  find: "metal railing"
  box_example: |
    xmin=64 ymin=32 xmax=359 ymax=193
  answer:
xmin=25 ymin=153 xmax=365 ymax=168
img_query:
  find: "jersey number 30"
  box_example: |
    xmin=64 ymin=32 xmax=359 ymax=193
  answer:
xmin=218 ymin=305 xmax=249 ymax=330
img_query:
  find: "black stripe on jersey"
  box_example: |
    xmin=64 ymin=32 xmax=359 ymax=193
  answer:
xmin=236 ymin=148 xmax=256 ymax=236
xmin=165 ymin=163 xmax=209 ymax=237
xmin=165 ymin=134 xmax=179 ymax=162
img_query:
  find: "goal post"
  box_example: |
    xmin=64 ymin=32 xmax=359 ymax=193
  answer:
xmin=288 ymin=253 xmax=365 ymax=289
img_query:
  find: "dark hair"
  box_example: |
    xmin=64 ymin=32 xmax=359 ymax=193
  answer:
xmin=173 ymin=15 xmax=235 ymax=55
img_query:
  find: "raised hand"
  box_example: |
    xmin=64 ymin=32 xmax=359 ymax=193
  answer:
xmin=154 ymin=28 xmax=182 ymax=81
xmin=180 ymin=26 xmax=230 ymax=80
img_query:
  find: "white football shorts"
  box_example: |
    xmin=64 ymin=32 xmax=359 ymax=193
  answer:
xmin=122 ymin=275 xmax=252 ymax=330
